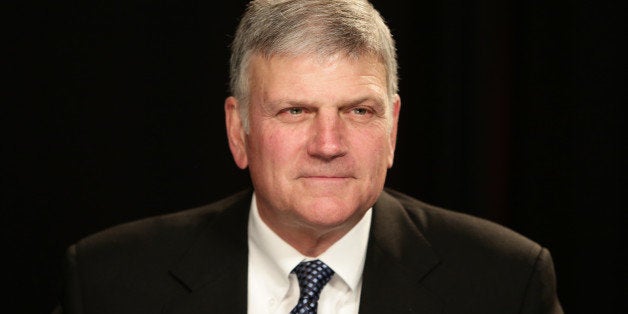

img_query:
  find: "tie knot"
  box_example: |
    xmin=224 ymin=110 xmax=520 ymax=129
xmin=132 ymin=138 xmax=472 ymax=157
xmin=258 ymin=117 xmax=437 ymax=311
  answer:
xmin=290 ymin=259 xmax=335 ymax=314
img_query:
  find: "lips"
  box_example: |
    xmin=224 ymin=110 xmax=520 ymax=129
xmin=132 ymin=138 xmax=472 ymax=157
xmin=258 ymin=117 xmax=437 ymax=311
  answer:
xmin=298 ymin=175 xmax=355 ymax=186
xmin=303 ymin=175 xmax=350 ymax=178
xmin=296 ymin=165 xmax=357 ymax=180
xmin=298 ymin=173 xmax=355 ymax=179
xmin=302 ymin=177 xmax=350 ymax=183
xmin=298 ymin=177 xmax=352 ymax=190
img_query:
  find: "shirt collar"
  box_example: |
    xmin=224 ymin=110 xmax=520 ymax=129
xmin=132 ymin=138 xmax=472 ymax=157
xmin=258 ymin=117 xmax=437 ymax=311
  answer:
xmin=248 ymin=192 xmax=372 ymax=293
xmin=318 ymin=206 xmax=371 ymax=292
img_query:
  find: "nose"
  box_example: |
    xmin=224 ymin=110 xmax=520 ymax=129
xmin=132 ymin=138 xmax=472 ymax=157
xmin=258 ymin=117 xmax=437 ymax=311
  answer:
xmin=307 ymin=110 xmax=347 ymax=160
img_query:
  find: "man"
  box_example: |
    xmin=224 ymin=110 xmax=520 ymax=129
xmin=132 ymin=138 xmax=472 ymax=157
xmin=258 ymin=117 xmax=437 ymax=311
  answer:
xmin=55 ymin=0 xmax=563 ymax=313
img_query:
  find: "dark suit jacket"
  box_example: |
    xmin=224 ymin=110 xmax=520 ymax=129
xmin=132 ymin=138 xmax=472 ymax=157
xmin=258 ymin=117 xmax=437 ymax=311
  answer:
xmin=55 ymin=189 xmax=563 ymax=313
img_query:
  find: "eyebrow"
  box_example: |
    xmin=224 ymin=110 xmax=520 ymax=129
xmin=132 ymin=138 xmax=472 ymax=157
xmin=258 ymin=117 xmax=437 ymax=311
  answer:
xmin=265 ymin=95 xmax=386 ymax=109
xmin=341 ymin=96 xmax=386 ymax=109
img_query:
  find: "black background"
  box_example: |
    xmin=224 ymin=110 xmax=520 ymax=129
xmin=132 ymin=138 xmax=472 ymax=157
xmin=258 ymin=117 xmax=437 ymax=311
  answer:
xmin=6 ymin=0 xmax=624 ymax=313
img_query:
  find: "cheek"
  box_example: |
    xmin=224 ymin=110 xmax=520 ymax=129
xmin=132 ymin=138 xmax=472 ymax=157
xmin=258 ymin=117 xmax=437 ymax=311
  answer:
xmin=353 ymin=125 xmax=391 ymax=159
xmin=249 ymin=127 xmax=303 ymax=167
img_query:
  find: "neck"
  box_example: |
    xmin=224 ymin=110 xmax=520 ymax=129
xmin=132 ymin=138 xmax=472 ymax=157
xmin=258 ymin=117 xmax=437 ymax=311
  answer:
xmin=258 ymin=211 xmax=361 ymax=257
xmin=281 ymin=226 xmax=349 ymax=257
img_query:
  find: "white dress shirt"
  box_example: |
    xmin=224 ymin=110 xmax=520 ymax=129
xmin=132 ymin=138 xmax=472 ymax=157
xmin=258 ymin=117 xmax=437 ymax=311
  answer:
xmin=247 ymin=193 xmax=372 ymax=314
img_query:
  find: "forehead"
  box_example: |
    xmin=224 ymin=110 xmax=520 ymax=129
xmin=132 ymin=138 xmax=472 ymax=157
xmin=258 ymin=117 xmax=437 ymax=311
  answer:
xmin=247 ymin=53 xmax=387 ymax=103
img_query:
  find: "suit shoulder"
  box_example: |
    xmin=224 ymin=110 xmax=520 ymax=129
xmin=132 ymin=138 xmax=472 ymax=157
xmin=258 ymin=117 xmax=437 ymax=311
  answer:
xmin=74 ymin=189 xmax=252 ymax=256
xmin=383 ymin=188 xmax=542 ymax=265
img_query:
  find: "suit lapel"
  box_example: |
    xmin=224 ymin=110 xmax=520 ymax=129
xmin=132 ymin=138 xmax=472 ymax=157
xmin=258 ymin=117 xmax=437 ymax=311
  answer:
xmin=159 ymin=189 xmax=442 ymax=313
xmin=166 ymin=190 xmax=252 ymax=314
xmin=359 ymin=191 xmax=443 ymax=314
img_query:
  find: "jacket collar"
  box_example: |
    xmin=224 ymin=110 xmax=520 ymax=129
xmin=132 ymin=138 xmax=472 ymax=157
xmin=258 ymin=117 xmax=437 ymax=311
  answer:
xmin=166 ymin=190 xmax=252 ymax=314
xmin=164 ymin=189 xmax=442 ymax=313
xmin=359 ymin=190 xmax=443 ymax=314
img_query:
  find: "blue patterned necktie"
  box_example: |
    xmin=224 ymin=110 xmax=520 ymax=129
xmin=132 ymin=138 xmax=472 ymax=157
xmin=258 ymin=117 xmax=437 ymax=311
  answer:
xmin=290 ymin=259 xmax=335 ymax=314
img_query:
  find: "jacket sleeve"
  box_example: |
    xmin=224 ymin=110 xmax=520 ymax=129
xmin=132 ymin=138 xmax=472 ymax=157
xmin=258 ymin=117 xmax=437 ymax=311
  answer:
xmin=519 ymin=248 xmax=564 ymax=314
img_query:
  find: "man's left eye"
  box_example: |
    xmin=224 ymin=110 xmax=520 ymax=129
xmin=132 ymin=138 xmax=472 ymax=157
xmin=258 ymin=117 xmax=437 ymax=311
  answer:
xmin=352 ymin=108 xmax=369 ymax=115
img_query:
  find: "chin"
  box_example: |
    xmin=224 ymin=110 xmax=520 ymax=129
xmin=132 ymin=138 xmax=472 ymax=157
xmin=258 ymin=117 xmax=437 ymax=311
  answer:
xmin=297 ymin=198 xmax=365 ymax=228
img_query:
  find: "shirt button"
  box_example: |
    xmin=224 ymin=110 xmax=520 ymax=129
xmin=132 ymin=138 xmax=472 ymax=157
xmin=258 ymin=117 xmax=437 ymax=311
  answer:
xmin=268 ymin=298 xmax=276 ymax=307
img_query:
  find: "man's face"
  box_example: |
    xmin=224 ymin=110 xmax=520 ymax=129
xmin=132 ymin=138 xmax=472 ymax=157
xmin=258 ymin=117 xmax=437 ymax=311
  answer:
xmin=226 ymin=53 xmax=400 ymax=235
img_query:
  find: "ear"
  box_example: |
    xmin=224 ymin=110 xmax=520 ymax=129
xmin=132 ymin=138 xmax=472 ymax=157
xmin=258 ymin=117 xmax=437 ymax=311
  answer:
xmin=387 ymin=94 xmax=401 ymax=168
xmin=225 ymin=96 xmax=249 ymax=169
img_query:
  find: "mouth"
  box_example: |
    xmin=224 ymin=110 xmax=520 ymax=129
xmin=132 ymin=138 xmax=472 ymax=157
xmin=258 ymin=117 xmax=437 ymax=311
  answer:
xmin=297 ymin=167 xmax=356 ymax=183
xmin=299 ymin=175 xmax=354 ymax=183
xmin=300 ymin=172 xmax=354 ymax=179
xmin=304 ymin=175 xmax=350 ymax=178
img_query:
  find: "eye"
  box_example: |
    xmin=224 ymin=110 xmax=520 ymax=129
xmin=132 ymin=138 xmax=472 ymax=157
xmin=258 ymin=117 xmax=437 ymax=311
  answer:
xmin=344 ymin=104 xmax=380 ymax=123
xmin=351 ymin=107 xmax=369 ymax=115
xmin=287 ymin=107 xmax=304 ymax=115
xmin=276 ymin=106 xmax=310 ymax=123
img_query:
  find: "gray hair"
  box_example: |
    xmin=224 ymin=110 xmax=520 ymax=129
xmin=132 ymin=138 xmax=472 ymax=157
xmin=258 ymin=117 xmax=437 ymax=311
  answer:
xmin=229 ymin=0 xmax=398 ymax=131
